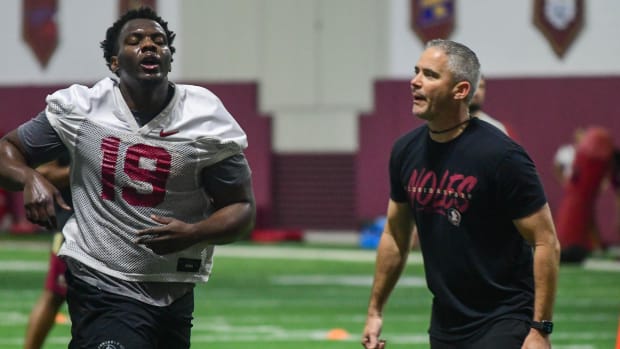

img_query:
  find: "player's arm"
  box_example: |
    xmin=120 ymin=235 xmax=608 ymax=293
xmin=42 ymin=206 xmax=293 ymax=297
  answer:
xmin=362 ymin=199 xmax=414 ymax=349
xmin=36 ymin=160 xmax=70 ymax=189
xmin=0 ymin=130 xmax=69 ymax=229
xmin=136 ymin=154 xmax=255 ymax=254
xmin=0 ymin=130 xmax=37 ymax=190
xmin=194 ymin=156 xmax=256 ymax=245
xmin=513 ymin=203 xmax=560 ymax=347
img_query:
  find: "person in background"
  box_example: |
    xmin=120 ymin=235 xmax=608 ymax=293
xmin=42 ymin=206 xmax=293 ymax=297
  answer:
xmin=24 ymin=154 xmax=71 ymax=349
xmin=362 ymin=39 xmax=560 ymax=349
xmin=0 ymin=7 xmax=254 ymax=348
xmin=554 ymin=127 xmax=613 ymax=262
xmin=468 ymin=75 xmax=508 ymax=134
xmin=553 ymin=128 xmax=584 ymax=186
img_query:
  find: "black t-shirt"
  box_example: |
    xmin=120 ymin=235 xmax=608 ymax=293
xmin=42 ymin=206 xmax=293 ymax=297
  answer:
xmin=390 ymin=118 xmax=547 ymax=341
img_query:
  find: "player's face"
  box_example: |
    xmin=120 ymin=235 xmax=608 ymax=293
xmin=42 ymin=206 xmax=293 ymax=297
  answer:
xmin=470 ymin=77 xmax=486 ymax=110
xmin=409 ymin=47 xmax=456 ymax=121
xmin=111 ymin=19 xmax=172 ymax=85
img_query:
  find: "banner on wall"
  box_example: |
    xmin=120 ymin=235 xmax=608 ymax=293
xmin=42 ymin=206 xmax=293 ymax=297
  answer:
xmin=533 ymin=0 xmax=584 ymax=58
xmin=119 ymin=0 xmax=156 ymax=15
xmin=23 ymin=0 xmax=58 ymax=69
xmin=410 ymin=0 xmax=455 ymax=44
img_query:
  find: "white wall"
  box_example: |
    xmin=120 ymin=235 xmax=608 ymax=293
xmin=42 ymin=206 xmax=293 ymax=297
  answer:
xmin=2 ymin=0 xmax=619 ymax=151
xmin=387 ymin=0 xmax=620 ymax=78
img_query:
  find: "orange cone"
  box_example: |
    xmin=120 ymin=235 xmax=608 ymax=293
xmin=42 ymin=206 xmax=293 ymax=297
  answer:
xmin=326 ymin=328 xmax=350 ymax=341
xmin=615 ymin=317 xmax=620 ymax=349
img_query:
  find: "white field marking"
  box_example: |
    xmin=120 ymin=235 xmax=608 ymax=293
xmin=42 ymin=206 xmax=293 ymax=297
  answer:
xmin=0 ymin=241 xmax=48 ymax=251
xmin=0 ymin=260 xmax=47 ymax=271
xmin=554 ymin=313 xmax=619 ymax=322
xmin=0 ymin=311 xmax=28 ymax=325
xmin=583 ymin=259 xmax=620 ymax=272
xmin=552 ymin=332 xmax=616 ymax=340
xmin=213 ymin=245 xmax=424 ymax=264
xmin=271 ymin=275 xmax=426 ymax=287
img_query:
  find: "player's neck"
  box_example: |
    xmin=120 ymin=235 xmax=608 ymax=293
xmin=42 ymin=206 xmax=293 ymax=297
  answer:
xmin=120 ymin=80 xmax=172 ymax=117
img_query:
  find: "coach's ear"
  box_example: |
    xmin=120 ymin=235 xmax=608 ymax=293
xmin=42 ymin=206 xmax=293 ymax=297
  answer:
xmin=452 ymin=81 xmax=470 ymax=101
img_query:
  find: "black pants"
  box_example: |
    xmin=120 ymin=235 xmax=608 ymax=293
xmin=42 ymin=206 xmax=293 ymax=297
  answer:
xmin=430 ymin=318 xmax=531 ymax=349
xmin=66 ymin=270 xmax=194 ymax=349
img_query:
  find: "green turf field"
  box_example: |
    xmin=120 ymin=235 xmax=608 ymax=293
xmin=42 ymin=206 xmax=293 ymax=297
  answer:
xmin=0 ymin=234 xmax=618 ymax=348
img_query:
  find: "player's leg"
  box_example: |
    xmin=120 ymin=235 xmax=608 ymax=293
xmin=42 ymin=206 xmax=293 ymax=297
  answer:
xmin=24 ymin=233 xmax=67 ymax=349
xmin=65 ymin=270 xmax=159 ymax=349
xmin=156 ymin=290 xmax=194 ymax=349
xmin=23 ymin=290 xmax=65 ymax=349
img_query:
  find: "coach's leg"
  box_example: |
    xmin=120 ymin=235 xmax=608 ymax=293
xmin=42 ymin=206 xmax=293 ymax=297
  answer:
xmin=468 ymin=318 xmax=530 ymax=349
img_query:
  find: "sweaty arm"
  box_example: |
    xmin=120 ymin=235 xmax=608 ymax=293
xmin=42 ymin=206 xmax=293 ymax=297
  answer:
xmin=362 ymin=199 xmax=414 ymax=349
xmin=36 ymin=159 xmax=70 ymax=189
xmin=136 ymin=154 xmax=255 ymax=254
xmin=513 ymin=203 xmax=560 ymax=346
xmin=196 ymin=153 xmax=256 ymax=244
xmin=0 ymin=117 xmax=70 ymax=229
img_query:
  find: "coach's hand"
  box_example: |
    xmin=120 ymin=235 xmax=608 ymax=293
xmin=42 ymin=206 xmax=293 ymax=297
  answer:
xmin=135 ymin=215 xmax=198 ymax=255
xmin=521 ymin=329 xmax=551 ymax=349
xmin=362 ymin=314 xmax=386 ymax=349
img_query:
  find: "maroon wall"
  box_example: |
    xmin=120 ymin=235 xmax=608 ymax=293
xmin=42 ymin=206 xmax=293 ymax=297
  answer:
xmin=358 ymin=76 xmax=620 ymax=245
xmin=273 ymin=154 xmax=356 ymax=229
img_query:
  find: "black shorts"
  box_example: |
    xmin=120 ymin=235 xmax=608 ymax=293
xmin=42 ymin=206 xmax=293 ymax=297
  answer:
xmin=430 ymin=318 xmax=531 ymax=349
xmin=65 ymin=269 xmax=194 ymax=349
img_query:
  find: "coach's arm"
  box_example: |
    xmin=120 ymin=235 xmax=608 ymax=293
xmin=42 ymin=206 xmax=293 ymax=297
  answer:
xmin=514 ymin=203 xmax=561 ymax=349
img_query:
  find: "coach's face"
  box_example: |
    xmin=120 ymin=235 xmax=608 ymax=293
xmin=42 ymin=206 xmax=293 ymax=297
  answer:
xmin=409 ymin=47 xmax=457 ymax=121
xmin=110 ymin=19 xmax=172 ymax=84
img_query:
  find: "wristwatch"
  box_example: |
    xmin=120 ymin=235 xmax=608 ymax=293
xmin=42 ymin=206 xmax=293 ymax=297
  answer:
xmin=531 ymin=320 xmax=553 ymax=334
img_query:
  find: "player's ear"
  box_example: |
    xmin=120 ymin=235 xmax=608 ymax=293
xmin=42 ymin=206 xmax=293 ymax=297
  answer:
xmin=453 ymin=81 xmax=470 ymax=101
xmin=110 ymin=56 xmax=120 ymax=74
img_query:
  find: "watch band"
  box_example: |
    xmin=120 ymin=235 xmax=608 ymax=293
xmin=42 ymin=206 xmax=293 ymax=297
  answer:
xmin=531 ymin=320 xmax=553 ymax=334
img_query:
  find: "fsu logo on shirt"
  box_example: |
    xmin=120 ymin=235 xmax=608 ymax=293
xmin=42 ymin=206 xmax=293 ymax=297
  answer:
xmin=446 ymin=208 xmax=462 ymax=227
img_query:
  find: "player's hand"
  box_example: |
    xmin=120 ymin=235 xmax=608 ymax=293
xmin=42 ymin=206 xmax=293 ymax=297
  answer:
xmin=362 ymin=314 xmax=386 ymax=349
xmin=135 ymin=215 xmax=198 ymax=255
xmin=521 ymin=329 xmax=551 ymax=349
xmin=23 ymin=172 xmax=71 ymax=229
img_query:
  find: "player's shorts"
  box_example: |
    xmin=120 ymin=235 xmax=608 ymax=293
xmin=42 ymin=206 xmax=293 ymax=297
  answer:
xmin=429 ymin=318 xmax=530 ymax=349
xmin=44 ymin=232 xmax=67 ymax=297
xmin=65 ymin=269 xmax=194 ymax=349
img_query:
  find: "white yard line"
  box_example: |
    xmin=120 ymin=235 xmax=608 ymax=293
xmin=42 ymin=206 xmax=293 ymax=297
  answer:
xmin=213 ymin=245 xmax=424 ymax=264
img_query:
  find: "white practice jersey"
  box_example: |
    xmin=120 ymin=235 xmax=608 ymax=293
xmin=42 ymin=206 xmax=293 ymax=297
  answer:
xmin=45 ymin=77 xmax=247 ymax=283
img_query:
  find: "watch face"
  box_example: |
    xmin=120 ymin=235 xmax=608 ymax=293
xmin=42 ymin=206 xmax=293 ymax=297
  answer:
xmin=542 ymin=321 xmax=554 ymax=333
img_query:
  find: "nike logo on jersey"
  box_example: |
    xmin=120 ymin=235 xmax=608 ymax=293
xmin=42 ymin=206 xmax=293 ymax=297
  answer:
xmin=159 ymin=129 xmax=180 ymax=137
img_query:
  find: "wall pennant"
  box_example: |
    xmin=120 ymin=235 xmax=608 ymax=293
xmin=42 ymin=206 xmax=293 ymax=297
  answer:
xmin=410 ymin=0 xmax=455 ymax=44
xmin=533 ymin=0 xmax=584 ymax=58
xmin=119 ymin=0 xmax=156 ymax=15
xmin=23 ymin=0 xmax=58 ymax=69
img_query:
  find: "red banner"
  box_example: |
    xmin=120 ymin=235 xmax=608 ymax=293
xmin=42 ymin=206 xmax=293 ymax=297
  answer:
xmin=23 ymin=0 xmax=58 ymax=68
xmin=119 ymin=0 xmax=156 ymax=15
xmin=410 ymin=0 xmax=455 ymax=44
xmin=533 ymin=0 xmax=584 ymax=58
